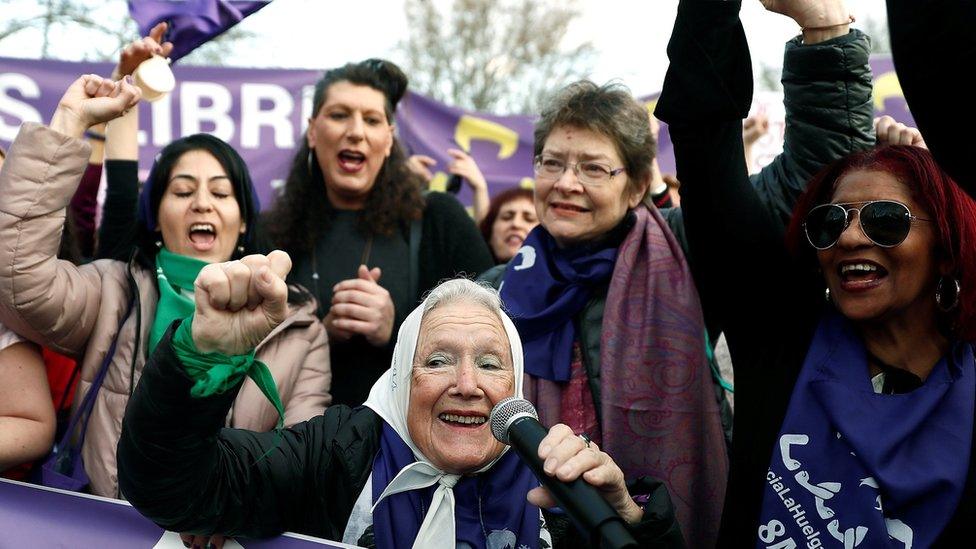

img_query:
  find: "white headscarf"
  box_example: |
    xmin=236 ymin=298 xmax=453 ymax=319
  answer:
xmin=363 ymin=290 xmax=525 ymax=548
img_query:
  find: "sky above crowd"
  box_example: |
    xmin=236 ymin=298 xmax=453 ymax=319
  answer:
xmin=0 ymin=0 xmax=888 ymax=99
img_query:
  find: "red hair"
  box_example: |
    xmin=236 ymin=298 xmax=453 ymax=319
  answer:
xmin=478 ymin=187 xmax=534 ymax=262
xmin=786 ymin=145 xmax=976 ymax=341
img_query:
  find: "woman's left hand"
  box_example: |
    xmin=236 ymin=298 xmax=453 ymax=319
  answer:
xmin=328 ymin=265 xmax=395 ymax=347
xmin=527 ymin=424 xmax=643 ymax=525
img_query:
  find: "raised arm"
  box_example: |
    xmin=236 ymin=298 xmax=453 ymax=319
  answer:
xmin=751 ymin=1 xmax=874 ymax=224
xmin=887 ymin=0 xmax=976 ymax=199
xmin=119 ymin=252 xmax=359 ymax=538
xmin=0 ymin=75 xmax=140 ymax=355
xmin=97 ymin=24 xmax=174 ymax=260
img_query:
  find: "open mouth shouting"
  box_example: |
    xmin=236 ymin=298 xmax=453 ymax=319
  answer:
xmin=837 ymin=260 xmax=888 ymax=292
xmin=188 ymin=223 xmax=217 ymax=252
xmin=337 ymin=149 xmax=366 ymax=173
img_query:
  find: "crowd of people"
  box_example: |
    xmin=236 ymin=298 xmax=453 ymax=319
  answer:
xmin=2 ymin=0 xmax=975 ymax=547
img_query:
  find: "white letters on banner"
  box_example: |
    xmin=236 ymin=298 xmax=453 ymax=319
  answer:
xmin=0 ymin=73 xmax=43 ymax=141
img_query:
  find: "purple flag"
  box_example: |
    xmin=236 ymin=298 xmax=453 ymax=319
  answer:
xmin=128 ymin=0 xmax=273 ymax=62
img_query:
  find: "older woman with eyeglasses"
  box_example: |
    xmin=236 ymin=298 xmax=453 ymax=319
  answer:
xmin=658 ymin=0 xmax=976 ymax=546
xmin=480 ymin=81 xmax=730 ymax=547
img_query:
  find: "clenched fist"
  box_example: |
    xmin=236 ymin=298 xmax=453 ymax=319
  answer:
xmin=192 ymin=251 xmax=292 ymax=356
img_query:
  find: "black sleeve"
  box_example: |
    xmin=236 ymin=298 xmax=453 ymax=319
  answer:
xmin=95 ymin=159 xmax=140 ymax=260
xmin=118 ymin=321 xmax=359 ymax=539
xmin=547 ymin=477 xmax=685 ymax=548
xmin=418 ymin=192 xmax=495 ymax=294
xmin=751 ymin=30 xmax=875 ymax=226
xmin=655 ymin=1 xmax=819 ymax=342
xmin=887 ymin=0 xmax=976 ymax=199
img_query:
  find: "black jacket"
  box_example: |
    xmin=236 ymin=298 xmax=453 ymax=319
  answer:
xmin=657 ymin=1 xmax=973 ymax=546
xmin=118 ymin=323 xmax=685 ymax=548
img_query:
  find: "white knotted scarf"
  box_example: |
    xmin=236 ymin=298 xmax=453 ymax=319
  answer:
xmin=363 ymin=296 xmax=525 ymax=548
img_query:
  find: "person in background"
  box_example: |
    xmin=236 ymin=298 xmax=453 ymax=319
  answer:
xmin=478 ymin=186 xmax=538 ymax=264
xmin=263 ymin=59 xmax=493 ymax=407
xmin=0 ymin=64 xmax=331 ymax=498
xmin=407 ymin=149 xmax=492 ymax=224
xmin=742 ymin=112 xmax=770 ymax=175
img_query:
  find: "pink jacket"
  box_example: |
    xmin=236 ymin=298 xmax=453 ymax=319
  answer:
xmin=0 ymin=123 xmax=331 ymax=498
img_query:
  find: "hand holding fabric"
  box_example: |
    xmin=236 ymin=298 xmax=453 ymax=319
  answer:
xmin=114 ymin=21 xmax=174 ymax=79
xmin=527 ymin=424 xmax=643 ymax=525
xmin=192 ymin=251 xmax=292 ymax=355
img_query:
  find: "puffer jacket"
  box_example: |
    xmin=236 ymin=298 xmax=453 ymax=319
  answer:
xmin=0 ymin=122 xmax=331 ymax=498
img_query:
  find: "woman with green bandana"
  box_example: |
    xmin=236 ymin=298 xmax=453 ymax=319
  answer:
xmin=0 ymin=72 xmax=331 ymax=501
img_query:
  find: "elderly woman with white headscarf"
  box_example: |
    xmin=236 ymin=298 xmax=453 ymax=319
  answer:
xmin=117 ymin=252 xmax=684 ymax=548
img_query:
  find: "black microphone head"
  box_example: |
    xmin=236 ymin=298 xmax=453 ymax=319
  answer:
xmin=490 ymin=396 xmax=538 ymax=445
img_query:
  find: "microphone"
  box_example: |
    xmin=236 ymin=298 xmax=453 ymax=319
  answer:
xmin=490 ymin=397 xmax=638 ymax=549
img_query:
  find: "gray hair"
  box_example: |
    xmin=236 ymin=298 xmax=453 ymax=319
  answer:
xmin=422 ymin=278 xmax=504 ymax=319
xmin=534 ymin=80 xmax=655 ymax=195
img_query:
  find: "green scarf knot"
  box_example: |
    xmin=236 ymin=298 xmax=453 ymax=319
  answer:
xmin=172 ymin=316 xmax=285 ymax=432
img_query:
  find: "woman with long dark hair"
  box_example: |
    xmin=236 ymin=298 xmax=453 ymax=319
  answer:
xmin=263 ymin=59 xmax=493 ymax=407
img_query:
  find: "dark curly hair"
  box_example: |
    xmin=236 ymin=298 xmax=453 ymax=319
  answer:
xmin=264 ymin=59 xmax=426 ymax=255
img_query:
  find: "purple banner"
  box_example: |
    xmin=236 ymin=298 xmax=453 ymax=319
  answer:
xmin=0 ymin=478 xmax=354 ymax=548
xmin=0 ymin=55 xmax=913 ymax=209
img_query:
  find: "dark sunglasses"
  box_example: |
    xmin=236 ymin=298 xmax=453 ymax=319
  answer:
xmin=803 ymin=200 xmax=931 ymax=250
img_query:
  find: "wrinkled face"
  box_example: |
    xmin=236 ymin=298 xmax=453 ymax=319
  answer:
xmin=490 ymin=196 xmax=538 ymax=262
xmin=407 ymin=300 xmax=515 ymax=474
xmin=157 ymin=149 xmax=245 ymax=263
xmin=534 ymin=126 xmax=642 ymax=248
xmin=307 ymin=81 xmax=395 ymax=210
xmin=818 ymin=169 xmax=942 ymax=325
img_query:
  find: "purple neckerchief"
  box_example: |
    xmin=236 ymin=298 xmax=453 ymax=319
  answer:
xmin=500 ymin=224 xmax=618 ymax=381
xmin=757 ymin=310 xmax=974 ymax=548
xmin=370 ymin=423 xmax=541 ymax=549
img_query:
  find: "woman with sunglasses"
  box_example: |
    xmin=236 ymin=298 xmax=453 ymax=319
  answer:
xmin=658 ymin=0 xmax=976 ymax=546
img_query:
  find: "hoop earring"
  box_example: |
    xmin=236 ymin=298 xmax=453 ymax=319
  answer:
xmin=936 ymin=275 xmax=961 ymax=312
xmin=155 ymin=240 xmax=162 ymax=249
xmin=824 ymin=287 xmax=831 ymax=302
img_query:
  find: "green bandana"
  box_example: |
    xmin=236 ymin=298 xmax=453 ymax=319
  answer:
xmin=149 ymin=248 xmax=207 ymax=355
xmin=152 ymin=248 xmax=285 ymax=431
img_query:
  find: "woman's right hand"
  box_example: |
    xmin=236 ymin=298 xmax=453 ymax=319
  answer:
xmin=114 ymin=22 xmax=174 ymax=80
xmin=50 ymin=75 xmax=141 ymax=139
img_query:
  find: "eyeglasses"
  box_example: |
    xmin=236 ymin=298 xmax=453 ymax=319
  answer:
xmin=533 ymin=155 xmax=626 ymax=186
xmin=803 ymin=200 xmax=931 ymax=250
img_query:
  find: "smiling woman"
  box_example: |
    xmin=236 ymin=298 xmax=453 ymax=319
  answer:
xmin=117 ymin=277 xmax=686 ymax=548
xmin=0 ymin=51 xmax=332 ymax=500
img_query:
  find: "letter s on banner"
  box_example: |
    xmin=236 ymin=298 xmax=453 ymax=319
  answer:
xmin=180 ymin=81 xmax=234 ymax=141
xmin=0 ymin=73 xmax=42 ymax=141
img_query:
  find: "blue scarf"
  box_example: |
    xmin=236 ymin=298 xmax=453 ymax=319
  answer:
xmin=757 ymin=311 xmax=974 ymax=548
xmin=499 ymin=224 xmax=619 ymax=381
xmin=370 ymin=423 xmax=541 ymax=549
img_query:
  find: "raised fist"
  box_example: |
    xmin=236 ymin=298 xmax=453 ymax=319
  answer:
xmin=50 ymin=74 xmax=141 ymax=138
xmin=192 ymin=251 xmax=292 ymax=356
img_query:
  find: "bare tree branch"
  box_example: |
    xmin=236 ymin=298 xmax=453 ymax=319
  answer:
xmin=398 ymin=0 xmax=595 ymax=114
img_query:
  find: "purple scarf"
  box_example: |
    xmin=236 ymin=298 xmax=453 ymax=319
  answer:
xmin=758 ymin=311 xmax=974 ymax=548
xmin=370 ymin=423 xmax=541 ymax=549
xmin=508 ymin=205 xmax=729 ymax=547
xmin=499 ymin=222 xmax=619 ymax=381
